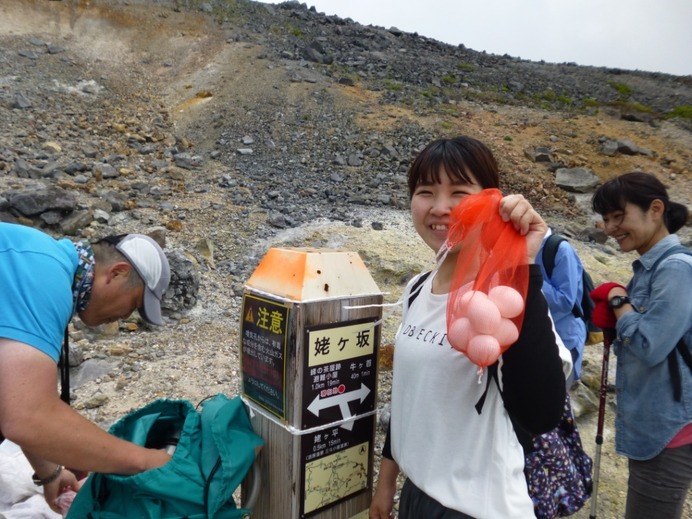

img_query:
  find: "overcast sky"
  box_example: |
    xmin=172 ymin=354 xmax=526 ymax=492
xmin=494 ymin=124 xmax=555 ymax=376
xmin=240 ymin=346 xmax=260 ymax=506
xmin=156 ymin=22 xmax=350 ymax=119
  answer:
xmin=260 ymin=0 xmax=691 ymax=76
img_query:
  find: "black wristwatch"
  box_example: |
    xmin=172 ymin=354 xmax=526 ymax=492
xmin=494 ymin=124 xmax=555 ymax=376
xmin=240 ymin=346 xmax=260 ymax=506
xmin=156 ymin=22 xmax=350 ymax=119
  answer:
xmin=608 ymin=295 xmax=631 ymax=309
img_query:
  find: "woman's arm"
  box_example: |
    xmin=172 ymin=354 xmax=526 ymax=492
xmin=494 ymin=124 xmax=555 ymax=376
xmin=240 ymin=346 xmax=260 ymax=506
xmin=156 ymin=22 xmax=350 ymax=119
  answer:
xmin=501 ymin=265 xmax=566 ymax=434
xmin=369 ymin=423 xmax=399 ymax=519
xmin=617 ymin=257 xmax=692 ymax=365
xmin=369 ymin=455 xmax=399 ymax=519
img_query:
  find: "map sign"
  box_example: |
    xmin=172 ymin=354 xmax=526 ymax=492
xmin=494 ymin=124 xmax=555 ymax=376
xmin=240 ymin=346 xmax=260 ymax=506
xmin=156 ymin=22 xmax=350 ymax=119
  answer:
xmin=300 ymin=415 xmax=373 ymax=517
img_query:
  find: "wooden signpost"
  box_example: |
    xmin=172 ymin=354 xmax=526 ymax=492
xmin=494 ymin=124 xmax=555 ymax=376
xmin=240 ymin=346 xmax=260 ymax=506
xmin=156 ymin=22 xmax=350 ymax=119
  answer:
xmin=240 ymin=248 xmax=383 ymax=519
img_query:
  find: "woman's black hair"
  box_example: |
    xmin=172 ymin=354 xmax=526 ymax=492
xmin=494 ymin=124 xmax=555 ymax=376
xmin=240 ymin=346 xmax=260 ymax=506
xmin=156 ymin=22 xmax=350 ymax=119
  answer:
xmin=591 ymin=172 xmax=688 ymax=233
xmin=407 ymin=136 xmax=500 ymax=198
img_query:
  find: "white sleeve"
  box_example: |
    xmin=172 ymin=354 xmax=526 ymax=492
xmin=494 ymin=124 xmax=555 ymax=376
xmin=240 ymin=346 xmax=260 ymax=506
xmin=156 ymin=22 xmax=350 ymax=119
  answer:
xmin=548 ymin=307 xmax=574 ymax=381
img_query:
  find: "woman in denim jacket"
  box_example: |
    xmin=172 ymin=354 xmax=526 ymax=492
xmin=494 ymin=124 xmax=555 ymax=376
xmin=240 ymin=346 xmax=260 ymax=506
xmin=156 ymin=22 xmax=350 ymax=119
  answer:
xmin=591 ymin=172 xmax=692 ymax=519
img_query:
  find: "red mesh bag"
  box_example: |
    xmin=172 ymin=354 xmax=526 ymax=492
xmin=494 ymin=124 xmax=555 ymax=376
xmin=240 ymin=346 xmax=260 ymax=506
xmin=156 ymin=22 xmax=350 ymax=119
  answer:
xmin=444 ymin=189 xmax=529 ymax=372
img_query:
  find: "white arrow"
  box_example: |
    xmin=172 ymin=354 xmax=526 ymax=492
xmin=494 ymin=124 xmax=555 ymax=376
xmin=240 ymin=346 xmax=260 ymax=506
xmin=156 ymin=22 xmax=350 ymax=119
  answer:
xmin=307 ymin=383 xmax=371 ymax=423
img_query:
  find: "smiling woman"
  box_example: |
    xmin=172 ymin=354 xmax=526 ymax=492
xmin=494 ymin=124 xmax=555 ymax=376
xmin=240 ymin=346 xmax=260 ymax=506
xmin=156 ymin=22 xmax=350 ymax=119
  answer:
xmin=592 ymin=172 xmax=688 ymax=255
xmin=590 ymin=172 xmax=692 ymax=519
xmin=369 ymin=136 xmax=566 ymax=519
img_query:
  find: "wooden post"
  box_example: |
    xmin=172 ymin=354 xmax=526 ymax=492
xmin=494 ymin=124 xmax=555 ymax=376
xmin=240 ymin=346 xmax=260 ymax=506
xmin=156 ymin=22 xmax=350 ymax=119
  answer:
xmin=240 ymin=248 xmax=383 ymax=519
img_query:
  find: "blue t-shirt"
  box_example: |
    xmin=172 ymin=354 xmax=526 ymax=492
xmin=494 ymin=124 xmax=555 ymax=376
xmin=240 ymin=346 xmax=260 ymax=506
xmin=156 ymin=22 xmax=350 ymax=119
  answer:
xmin=0 ymin=223 xmax=78 ymax=362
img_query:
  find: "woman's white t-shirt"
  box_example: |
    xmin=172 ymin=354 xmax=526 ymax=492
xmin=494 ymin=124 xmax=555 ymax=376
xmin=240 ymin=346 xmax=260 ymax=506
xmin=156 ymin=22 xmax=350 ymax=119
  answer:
xmin=390 ymin=274 xmax=536 ymax=518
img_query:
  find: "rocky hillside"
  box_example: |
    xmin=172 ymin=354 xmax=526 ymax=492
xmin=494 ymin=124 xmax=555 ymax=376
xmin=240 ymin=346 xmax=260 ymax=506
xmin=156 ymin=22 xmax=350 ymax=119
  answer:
xmin=1 ymin=1 xmax=691 ymax=518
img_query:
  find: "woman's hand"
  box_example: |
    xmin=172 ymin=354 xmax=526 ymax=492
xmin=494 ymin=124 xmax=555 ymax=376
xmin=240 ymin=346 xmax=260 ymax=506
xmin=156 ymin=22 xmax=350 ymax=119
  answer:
xmin=590 ymin=282 xmax=628 ymax=329
xmin=369 ymin=458 xmax=399 ymax=519
xmin=499 ymin=194 xmax=548 ymax=262
xmin=370 ymin=484 xmax=396 ymax=519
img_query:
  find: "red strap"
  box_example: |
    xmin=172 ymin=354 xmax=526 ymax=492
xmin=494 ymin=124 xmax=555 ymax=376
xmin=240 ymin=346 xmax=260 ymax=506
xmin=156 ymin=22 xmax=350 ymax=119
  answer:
xmin=667 ymin=423 xmax=692 ymax=448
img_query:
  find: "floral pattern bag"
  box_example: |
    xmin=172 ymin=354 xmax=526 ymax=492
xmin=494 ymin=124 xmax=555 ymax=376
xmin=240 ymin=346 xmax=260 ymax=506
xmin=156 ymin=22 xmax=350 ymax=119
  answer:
xmin=522 ymin=394 xmax=594 ymax=518
xmin=479 ymin=364 xmax=594 ymax=518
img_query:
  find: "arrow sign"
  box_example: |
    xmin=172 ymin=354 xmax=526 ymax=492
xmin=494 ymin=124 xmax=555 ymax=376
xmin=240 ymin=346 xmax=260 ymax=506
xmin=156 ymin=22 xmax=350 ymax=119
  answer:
xmin=307 ymin=383 xmax=371 ymax=430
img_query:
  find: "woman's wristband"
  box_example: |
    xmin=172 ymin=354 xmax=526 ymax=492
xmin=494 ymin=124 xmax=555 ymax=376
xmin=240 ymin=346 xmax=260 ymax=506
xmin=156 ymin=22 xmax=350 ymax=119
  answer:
xmin=32 ymin=464 xmax=63 ymax=486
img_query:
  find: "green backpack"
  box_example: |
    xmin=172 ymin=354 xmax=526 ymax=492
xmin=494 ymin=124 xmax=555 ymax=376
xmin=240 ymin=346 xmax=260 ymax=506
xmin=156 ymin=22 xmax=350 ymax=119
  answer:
xmin=66 ymin=394 xmax=263 ymax=519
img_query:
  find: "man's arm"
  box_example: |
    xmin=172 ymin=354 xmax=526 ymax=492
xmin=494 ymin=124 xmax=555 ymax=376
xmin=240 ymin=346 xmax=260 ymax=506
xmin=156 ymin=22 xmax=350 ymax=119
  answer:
xmin=0 ymin=339 xmax=170 ymax=474
xmin=22 ymin=449 xmax=79 ymax=513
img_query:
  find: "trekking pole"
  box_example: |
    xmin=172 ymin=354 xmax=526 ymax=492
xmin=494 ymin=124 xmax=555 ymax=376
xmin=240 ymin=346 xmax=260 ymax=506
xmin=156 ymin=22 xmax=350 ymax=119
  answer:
xmin=589 ymin=329 xmax=614 ymax=519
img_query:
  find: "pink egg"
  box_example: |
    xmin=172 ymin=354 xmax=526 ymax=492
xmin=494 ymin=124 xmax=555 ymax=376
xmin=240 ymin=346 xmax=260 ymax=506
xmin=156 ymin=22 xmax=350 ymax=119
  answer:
xmin=466 ymin=334 xmax=501 ymax=367
xmin=494 ymin=318 xmax=519 ymax=346
xmin=488 ymin=285 xmax=524 ymax=318
xmin=466 ymin=292 xmax=501 ymax=334
xmin=453 ymin=289 xmax=476 ymax=315
xmin=448 ymin=317 xmax=474 ymax=353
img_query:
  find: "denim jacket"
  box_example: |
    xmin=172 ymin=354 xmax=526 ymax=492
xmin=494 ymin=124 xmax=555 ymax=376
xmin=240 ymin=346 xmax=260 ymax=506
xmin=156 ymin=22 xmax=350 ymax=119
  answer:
xmin=614 ymin=234 xmax=692 ymax=460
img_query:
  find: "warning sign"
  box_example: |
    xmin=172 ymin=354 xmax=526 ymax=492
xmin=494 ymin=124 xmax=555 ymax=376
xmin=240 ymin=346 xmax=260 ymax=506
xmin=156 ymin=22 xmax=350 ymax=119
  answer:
xmin=241 ymin=293 xmax=290 ymax=419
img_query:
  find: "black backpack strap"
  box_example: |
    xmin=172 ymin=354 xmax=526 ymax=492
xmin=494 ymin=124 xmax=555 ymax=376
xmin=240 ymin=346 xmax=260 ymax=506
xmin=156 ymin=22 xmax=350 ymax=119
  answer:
xmin=542 ymin=234 xmax=582 ymax=320
xmin=648 ymin=246 xmax=692 ymax=401
xmin=649 ymin=245 xmax=692 ymax=273
xmin=668 ymin=339 xmax=692 ymax=402
xmin=678 ymin=338 xmax=692 ymax=370
xmin=475 ymin=361 xmax=534 ymax=453
xmin=668 ymin=342 xmax=683 ymax=402
xmin=541 ymin=234 xmax=565 ymax=279
xmin=59 ymin=328 xmax=71 ymax=404
xmin=474 ymin=361 xmax=499 ymax=416
xmin=407 ymin=271 xmax=432 ymax=309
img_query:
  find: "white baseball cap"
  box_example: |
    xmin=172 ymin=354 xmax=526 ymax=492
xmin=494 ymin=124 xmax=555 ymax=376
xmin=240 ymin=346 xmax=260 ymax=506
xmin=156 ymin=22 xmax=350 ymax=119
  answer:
xmin=115 ymin=234 xmax=171 ymax=325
